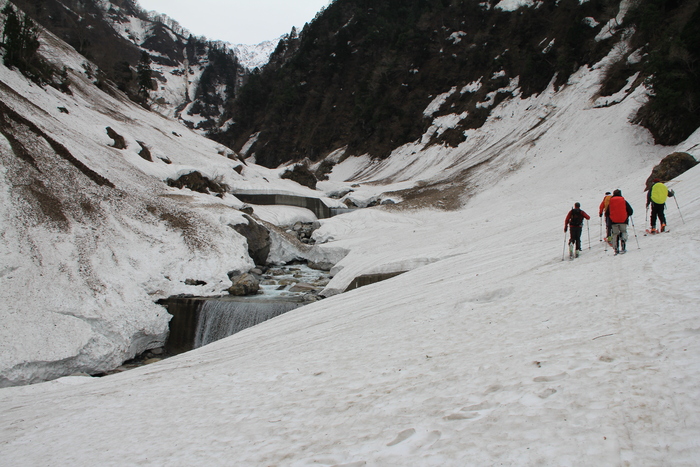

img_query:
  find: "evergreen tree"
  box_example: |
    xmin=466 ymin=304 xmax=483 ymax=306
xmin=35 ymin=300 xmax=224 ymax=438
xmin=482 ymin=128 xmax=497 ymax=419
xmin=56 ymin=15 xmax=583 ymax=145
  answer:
xmin=112 ymin=60 xmax=133 ymax=92
xmin=1 ymin=3 xmax=40 ymax=71
xmin=1 ymin=4 xmax=19 ymax=47
xmin=136 ymin=51 xmax=154 ymax=101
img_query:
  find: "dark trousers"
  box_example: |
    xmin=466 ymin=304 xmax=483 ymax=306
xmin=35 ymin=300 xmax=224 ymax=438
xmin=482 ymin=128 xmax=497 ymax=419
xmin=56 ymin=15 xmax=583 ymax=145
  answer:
xmin=569 ymin=225 xmax=583 ymax=251
xmin=650 ymin=202 xmax=666 ymax=228
xmin=605 ymin=215 xmax=612 ymax=238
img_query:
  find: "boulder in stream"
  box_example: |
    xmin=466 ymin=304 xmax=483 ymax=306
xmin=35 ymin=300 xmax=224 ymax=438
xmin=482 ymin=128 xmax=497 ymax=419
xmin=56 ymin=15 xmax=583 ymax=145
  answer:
xmin=227 ymin=273 xmax=260 ymax=296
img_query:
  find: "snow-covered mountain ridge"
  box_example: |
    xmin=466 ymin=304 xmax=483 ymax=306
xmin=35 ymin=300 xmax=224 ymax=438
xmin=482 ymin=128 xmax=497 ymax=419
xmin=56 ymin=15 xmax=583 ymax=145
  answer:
xmin=8 ymin=0 xmax=277 ymax=134
xmin=230 ymin=39 xmax=281 ymax=71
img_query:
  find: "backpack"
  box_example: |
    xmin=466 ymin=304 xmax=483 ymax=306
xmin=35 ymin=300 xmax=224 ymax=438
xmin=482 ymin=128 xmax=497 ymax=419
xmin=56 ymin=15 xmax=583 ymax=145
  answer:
xmin=608 ymin=196 xmax=629 ymax=224
xmin=570 ymin=208 xmax=584 ymax=226
xmin=650 ymin=182 xmax=669 ymax=205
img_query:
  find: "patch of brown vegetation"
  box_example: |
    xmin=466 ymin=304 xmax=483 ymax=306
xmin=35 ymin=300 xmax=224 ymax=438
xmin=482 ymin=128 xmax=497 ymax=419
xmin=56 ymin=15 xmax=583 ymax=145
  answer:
xmin=387 ymin=181 xmax=469 ymax=211
xmin=147 ymin=204 xmax=210 ymax=251
xmin=0 ymin=100 xmax=114 ymax=188
xmin=23 ymin=179 xmax=70 ymax=228
xmin=158 ymin=211 xmax=193 ymax=232
xmin=383 ymin=152 xmax=500 ymax=211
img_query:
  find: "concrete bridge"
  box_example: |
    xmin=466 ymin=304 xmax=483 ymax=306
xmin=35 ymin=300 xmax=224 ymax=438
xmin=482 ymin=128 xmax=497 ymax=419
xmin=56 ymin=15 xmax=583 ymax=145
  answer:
xmin=234 ymin=193 xmax=352 ymax=219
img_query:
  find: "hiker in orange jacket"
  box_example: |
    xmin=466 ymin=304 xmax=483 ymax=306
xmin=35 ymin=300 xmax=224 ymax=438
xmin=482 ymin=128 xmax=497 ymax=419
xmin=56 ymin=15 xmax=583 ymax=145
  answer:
xmin=606 ymin=189 xmax=634 ymax=253
xmin=598 ymin=191 xmax=612 ymax=241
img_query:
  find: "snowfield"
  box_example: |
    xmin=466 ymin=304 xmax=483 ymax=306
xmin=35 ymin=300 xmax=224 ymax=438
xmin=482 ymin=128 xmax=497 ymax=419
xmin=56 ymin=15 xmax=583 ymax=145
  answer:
xmin=1 ymin=10 xmax=700 ymax=466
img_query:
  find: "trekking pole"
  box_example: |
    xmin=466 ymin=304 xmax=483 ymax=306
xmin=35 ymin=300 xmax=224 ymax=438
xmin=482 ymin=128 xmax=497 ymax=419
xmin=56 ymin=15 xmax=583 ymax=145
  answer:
xmin=587 ymin=219 xmax=591 ymax=249
xmin=630 ymin=216 xmax=641 ymax=250
xmin=673 ymin=195 xmax=685 ymax=224
xmin=604 ymin=231 xmax=608 ymax=252
xmin=599 ymin=217 xmax=603 ymax=242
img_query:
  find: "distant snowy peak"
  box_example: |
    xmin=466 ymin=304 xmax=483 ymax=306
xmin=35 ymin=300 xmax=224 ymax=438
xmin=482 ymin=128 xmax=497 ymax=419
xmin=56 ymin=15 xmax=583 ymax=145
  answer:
xmin=231 ymin=39 xmax=281 ymax=70
xmin=82 ymin=0 xmax=247 ymax=133
xmin=134 ymin=1 xmax=277 ymax=70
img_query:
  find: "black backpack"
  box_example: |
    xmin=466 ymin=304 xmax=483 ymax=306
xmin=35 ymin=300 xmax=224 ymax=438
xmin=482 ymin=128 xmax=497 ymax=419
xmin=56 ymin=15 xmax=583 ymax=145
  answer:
xmin=570 ymin=208 xmax=584 ymax=226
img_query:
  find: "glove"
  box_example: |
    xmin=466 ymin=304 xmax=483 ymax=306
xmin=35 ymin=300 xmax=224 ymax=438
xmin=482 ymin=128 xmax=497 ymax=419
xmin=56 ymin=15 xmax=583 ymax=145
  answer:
xmin=668 ymin=189 xmax=675 ymax=197
xmin=564 ymin=227 xmax=567 ymax=232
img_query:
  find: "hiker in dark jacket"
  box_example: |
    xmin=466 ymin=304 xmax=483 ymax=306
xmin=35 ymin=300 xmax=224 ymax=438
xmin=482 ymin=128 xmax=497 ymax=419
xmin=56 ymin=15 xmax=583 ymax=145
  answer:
xmin=606 ymin=189 xmax=634 ymax=253
xmin=565 ymin=202 xmax=591 ymax=253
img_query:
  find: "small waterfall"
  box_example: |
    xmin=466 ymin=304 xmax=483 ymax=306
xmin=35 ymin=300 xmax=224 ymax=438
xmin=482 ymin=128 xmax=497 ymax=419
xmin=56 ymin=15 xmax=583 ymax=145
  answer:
xmin=161 ymin=263 xmax=329 ymax=355
xmin=193 ymin=299 xmax=302 ymax=348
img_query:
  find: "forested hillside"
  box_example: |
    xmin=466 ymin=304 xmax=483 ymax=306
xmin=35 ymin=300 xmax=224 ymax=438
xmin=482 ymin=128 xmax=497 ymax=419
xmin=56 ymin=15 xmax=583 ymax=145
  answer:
xmin=8 ymin=0 xmax=697 ymax=167
xmin=211 ymin=0 xmax=699 ymax=168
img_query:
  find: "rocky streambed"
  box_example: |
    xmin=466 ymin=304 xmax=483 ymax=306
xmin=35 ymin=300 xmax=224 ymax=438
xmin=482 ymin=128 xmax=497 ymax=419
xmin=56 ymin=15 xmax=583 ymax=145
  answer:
xmin=98 ymin=263 xmax=332 ymax=376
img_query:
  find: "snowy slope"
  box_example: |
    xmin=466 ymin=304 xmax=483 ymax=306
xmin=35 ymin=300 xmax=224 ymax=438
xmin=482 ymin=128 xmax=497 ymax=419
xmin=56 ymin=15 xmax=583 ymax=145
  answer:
xmin=311 ymin=51 xmax=675 ymax=295
xmin=1 ymin=25 xmax=699 ymax=464
xmin=0 ymin=24 xmax=340 ymax=386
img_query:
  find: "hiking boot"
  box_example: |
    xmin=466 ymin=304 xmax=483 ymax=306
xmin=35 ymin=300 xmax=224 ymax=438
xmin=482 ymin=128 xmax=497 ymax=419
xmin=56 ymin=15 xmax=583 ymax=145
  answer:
xmin=661 ymin=224 xmax=666 ymax=232
xmin=650 ymin=228 xmax=657 ymax=234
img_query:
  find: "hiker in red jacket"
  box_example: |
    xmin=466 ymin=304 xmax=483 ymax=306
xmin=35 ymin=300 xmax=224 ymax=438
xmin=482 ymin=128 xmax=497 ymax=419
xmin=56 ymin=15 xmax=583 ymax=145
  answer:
xmin=606 ymin=189 xmax=634 ymax=254
xmin=565 ymin=202 xmax=591 ymax=255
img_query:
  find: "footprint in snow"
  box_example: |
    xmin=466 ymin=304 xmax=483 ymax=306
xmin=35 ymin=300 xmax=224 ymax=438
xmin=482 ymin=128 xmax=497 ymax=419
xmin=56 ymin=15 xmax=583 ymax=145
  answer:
xmin=386 ymin=428 xmax=442 ymax=451
xmin=444 ymin=401 xmax=494 ymax=420
xmin=533 ymin=372 xmax=568 ymax=383
xmin=387 ymin=428 xmax=416 ymax=446
xmin=444 ymin=412 xmax=478 ymax=421
xmin=468 ymin=287 xmax=514 ymax=303
xmin=463 ymin=401 xmax=493 ymax=411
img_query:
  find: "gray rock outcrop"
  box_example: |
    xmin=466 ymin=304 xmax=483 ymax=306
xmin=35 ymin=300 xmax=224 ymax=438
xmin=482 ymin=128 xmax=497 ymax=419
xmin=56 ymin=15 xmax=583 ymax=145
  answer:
xmin=230 ymin=215 xmax=271 ymax=265
xmin=228 ymin=273 xmax=260 ymax=296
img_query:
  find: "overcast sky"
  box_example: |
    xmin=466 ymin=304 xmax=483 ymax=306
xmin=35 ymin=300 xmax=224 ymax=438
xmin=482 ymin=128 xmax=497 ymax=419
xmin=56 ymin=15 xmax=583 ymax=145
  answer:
xmin=137 ymin=0 xmax=331 ymax=45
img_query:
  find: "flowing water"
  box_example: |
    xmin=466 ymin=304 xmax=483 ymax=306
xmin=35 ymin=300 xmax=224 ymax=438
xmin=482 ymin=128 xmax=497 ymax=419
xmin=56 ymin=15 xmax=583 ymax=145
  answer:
xmin=193 ymin=299 xmax=303 ymax=348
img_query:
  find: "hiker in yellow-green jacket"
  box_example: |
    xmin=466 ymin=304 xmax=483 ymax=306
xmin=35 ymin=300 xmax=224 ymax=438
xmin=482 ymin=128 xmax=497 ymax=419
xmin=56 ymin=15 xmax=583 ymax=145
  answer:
xmin=646 ymin=179 xmax=674 ymax=234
